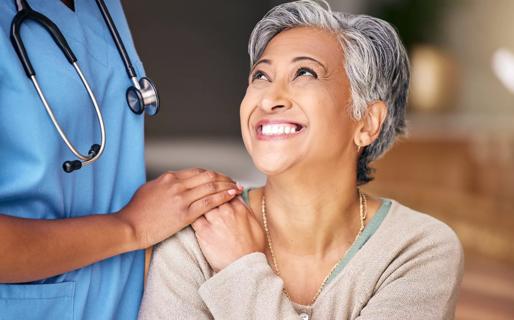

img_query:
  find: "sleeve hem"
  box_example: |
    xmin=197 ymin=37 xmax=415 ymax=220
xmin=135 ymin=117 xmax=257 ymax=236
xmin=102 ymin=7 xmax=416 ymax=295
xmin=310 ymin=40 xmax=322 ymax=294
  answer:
xmin=198 ymin=252 xmax=270 ymax=302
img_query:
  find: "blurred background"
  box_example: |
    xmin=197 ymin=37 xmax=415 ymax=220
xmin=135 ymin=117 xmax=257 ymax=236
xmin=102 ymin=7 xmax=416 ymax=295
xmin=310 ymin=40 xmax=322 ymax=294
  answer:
xmin=123 ymin=0 xmax=514 ymax=319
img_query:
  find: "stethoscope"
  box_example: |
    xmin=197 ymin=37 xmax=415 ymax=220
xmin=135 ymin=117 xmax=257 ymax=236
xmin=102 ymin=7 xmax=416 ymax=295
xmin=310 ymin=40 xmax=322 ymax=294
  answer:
xmin=10 ymin=0 xmax=160 ymax=173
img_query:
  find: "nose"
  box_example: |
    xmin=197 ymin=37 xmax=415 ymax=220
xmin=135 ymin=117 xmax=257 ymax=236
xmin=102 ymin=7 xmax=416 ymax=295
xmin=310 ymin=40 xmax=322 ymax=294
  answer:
xmin=259 ymin=82 xmax=293 ymax=112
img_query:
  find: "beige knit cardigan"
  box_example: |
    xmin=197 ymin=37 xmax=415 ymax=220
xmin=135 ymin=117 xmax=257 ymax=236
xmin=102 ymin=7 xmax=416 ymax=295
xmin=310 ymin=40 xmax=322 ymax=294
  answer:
xmin=138 ymin=199 xmax=464 ymax=320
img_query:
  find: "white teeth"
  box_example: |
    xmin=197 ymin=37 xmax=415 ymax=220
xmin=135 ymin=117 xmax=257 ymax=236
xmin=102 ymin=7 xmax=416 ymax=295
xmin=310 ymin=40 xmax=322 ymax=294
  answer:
xmin=260 ymin=124 xmax=301 ymax=136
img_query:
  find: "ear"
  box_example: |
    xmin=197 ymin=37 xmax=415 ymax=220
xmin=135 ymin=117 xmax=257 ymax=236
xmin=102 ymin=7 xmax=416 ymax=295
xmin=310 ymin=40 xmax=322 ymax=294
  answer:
xmin=353 ymin=101 xmax=387 ymax=148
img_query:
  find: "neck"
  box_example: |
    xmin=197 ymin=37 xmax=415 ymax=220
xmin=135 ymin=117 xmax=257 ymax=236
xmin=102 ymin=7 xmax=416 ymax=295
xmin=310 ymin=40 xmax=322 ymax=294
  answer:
xmin=259 ymin=165 xmax=361 ymax=257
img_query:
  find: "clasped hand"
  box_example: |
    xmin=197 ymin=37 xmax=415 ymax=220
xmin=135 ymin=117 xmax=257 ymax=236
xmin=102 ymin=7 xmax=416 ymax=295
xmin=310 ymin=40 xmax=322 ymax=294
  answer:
xmin=117 ymin=168 xmax=243 ymax=249
xmin=192 ymin=197 xmax=265 ymax=272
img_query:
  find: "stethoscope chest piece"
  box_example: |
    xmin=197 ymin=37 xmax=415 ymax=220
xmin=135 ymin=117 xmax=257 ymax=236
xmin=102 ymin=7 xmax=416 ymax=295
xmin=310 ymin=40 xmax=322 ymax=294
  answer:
xmin=127 ymin=76 xmax=159 ymax=116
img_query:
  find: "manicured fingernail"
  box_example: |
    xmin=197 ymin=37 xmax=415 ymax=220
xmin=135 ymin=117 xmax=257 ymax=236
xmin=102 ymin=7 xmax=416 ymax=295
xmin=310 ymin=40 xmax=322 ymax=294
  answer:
xmin=228 ymin=189 xmax=237 ymax=195
xmin=236 ymin=182 xmax=243 ymax=190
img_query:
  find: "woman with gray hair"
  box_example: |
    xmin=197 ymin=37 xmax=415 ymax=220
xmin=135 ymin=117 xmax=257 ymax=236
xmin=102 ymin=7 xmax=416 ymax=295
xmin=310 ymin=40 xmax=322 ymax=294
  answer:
xmin=139 ymin=1 xmax=463 ymax=319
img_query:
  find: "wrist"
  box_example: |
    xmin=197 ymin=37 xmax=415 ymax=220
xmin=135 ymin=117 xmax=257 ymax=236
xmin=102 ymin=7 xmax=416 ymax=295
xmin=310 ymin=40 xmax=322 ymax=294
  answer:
xmin=113 ymin=207 xmax=142 ymax=251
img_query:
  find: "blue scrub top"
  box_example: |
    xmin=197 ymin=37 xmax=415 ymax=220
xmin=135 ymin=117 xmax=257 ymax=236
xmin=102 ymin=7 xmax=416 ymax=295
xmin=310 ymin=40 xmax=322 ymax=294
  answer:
xmin=0 ymin=1 xmax=146 ymax=319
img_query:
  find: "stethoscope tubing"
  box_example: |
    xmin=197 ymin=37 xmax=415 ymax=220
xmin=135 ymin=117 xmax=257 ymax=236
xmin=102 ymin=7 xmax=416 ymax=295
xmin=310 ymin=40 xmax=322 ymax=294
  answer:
xmin=29 ymin=63 xmax=106 ymax=165
xmin=11 ymin=0 xmax=106 ymax=167
xmin=95 ymin=0 xmax=138 ymax=81
xmin=11 ymin=0 xmax=77 ymax=77
xmin=9 ymin=0 xmax=159 ymax=172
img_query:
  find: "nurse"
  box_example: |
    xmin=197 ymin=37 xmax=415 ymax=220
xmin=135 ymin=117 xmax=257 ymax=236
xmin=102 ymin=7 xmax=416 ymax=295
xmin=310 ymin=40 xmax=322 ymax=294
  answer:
xmin=0 ymin=0 xmax=241 ymax=319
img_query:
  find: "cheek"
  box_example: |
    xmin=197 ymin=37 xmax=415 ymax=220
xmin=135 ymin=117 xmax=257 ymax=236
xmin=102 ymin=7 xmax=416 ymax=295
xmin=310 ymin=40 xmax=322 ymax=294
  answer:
xmin=320 ymin=84 xmax=352 ymax=130
xmin=299 ymin=87 xmax=355 ymax=148
xmin=239 ymin=89 xmax=252 ymax=125
xmin=295 ymin=84 xmax=345 ymax=126
xmin=239 ymin=91 xmax=254 ymax=150
xmin=239 ymin=86 xmax=257 ymax=117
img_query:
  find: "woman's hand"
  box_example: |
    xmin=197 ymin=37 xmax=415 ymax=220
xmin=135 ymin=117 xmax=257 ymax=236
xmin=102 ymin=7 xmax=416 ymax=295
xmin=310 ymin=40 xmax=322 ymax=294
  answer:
xmin=192 ymin=197 xmax=265 ymax=272
xmin=117 ymin=168 xmax=242 ymax=249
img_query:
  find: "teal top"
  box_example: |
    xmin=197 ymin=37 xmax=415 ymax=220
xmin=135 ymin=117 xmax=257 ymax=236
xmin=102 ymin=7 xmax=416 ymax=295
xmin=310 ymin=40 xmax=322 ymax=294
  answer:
xmin=241 ymin=188 xmax=392 ymax=285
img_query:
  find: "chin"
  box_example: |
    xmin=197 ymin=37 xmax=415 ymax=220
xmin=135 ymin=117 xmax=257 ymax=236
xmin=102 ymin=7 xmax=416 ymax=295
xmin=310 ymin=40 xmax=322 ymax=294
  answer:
xmin=246 ymin=150 xmax=290 ymax=175
xmin=242 ymin=130 xmax=306 ymax=176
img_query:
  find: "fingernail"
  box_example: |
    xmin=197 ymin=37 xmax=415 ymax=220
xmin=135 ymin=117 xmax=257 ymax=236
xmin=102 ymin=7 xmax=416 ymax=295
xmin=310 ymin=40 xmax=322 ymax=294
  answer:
xmin=236 ymin=182 xmax=243 ymax=190
xmin=228 ymin=189 xmax=237 ymax=195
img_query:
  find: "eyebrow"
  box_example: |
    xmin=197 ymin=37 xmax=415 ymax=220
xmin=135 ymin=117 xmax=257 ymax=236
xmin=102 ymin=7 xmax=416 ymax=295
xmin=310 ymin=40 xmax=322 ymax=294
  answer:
xmin=251 ymin=56 xmax=327 ymax=73
xmin=292 ymin=56 xmax=327 ymax=73
xmin=251 ymin=59 xmax=271 ymax=72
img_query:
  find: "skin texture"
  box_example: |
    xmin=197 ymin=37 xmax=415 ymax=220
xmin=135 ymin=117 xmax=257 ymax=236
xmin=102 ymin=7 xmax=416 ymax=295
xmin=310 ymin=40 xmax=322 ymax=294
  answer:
xmin=0 ymin=168 xmax=242 ymax=283
xmin=193 ymin=27 xmax=387 ymax=305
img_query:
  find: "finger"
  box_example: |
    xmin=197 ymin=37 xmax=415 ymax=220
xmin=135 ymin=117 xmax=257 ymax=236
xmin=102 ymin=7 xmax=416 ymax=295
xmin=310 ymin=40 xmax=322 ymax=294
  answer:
xmin=157 ymin=171 xmax=177 ymax=182
xmin=231 ymin=198 xmax=247 ymax=211
xmin=231 ymin=198 xmax=258 ymax=222
xmin=204 ymin=208 xmax=219 ymax=222
xmin=205 ymin=202 xmax=232 ymax=223
xmin=173 ymin=168 xmax=206 ymax=180
xmin=184 ymin=181 xmax=241 ymax=204
xmin=187 ymin=190 xmax=238 ymax=221
xmin=157 ymin=168 xmax=205 ymax=183
xmin=191 ymin=216 xmax=209 ymax=232
xmin=182 ymin=170 xmax=237 ymax=189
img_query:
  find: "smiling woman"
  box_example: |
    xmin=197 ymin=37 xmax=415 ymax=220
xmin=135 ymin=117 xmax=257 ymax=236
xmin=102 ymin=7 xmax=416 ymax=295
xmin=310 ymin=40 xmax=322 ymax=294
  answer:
xmin=138 ymin=1 xmax=464 ymax=319
xmin=241 ymin=26 xmax=362 ymax=178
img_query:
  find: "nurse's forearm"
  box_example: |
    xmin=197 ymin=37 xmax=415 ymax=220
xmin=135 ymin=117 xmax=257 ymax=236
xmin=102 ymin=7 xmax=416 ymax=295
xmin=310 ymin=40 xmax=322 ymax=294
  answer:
xmin=0 ymin=169 xmax=242 ymax=283
xmin=0 ymin=213 xmax=136 ymax=283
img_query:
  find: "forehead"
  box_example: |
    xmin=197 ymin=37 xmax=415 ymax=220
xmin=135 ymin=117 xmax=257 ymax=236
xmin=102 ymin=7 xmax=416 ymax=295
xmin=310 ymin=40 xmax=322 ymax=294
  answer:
xmin=260 ymin=27 xmax=344 ymax=66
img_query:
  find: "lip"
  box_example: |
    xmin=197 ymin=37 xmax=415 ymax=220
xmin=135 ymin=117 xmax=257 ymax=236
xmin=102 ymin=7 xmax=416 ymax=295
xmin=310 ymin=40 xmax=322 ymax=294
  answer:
xmin=254 ymin=119 xmax=306 ymax=140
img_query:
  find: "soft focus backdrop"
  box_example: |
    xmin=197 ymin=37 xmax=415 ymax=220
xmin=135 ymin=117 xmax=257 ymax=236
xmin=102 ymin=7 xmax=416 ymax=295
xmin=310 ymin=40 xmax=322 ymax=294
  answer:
xmin=123 ymin=1 xmax=514 ymax=319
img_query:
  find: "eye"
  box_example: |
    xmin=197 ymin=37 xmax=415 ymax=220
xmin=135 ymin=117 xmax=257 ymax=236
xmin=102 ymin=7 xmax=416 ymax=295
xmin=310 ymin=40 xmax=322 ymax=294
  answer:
xmin=295 ymin=67 xmax=318 ymax=79
xmin=251 ymin=70 xmax=269 ymax=82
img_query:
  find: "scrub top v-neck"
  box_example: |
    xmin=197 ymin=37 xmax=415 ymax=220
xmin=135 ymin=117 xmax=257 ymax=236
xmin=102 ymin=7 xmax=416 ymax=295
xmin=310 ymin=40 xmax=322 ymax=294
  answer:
xmin=0 ymin=1 xmax=146 ymax=319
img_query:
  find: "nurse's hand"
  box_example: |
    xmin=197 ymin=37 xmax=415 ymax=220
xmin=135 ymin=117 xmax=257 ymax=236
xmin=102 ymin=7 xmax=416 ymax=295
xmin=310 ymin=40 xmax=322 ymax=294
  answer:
xmin=191 ymin=197 xmax=265 ymax=272
xmin=117 ymin=168 xmax=242 ymax=249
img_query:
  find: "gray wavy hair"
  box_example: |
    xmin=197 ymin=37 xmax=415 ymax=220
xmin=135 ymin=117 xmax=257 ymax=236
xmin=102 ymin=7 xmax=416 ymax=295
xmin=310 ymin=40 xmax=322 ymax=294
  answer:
xmin=248 ymin=0 xmax=410 ymax=184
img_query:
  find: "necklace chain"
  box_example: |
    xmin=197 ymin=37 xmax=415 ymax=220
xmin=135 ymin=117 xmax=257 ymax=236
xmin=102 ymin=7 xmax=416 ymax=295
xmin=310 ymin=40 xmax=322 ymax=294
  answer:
xmin=261 ymin=189 xmax=367 ymax=306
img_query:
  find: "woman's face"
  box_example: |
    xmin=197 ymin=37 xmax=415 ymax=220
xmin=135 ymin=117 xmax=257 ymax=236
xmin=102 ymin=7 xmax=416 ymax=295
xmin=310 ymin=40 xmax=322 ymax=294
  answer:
xmin=240 ymin=27 xmax=359 ymax=176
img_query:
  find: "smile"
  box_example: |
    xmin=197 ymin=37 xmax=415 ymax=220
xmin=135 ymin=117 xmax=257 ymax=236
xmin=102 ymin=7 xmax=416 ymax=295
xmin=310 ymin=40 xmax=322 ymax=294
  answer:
xmin=255 ymin=120 xmax=305 ymax=140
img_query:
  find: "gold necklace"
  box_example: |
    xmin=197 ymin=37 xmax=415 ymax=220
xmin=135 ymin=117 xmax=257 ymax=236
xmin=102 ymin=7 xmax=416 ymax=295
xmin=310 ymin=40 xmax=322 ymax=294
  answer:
xmin=261 ymin=189 xmax=367 ymax=306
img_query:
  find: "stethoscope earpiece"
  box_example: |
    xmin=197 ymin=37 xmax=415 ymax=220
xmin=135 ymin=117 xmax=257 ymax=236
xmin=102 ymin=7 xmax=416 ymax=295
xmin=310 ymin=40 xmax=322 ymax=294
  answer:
xmin=63 ymin=160 xmax=82 ymax=173
xmin=62 ymin=144 xmax=102 ymax=173
xmin=88 ymin=144 xmax=101 ymax=157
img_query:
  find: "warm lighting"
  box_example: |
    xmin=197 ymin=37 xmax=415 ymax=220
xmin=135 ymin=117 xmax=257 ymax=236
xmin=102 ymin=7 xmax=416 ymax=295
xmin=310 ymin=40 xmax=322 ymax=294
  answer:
xmin=492 ymin=48 xmax=514 ymax=94
xmin=408 ymin=45 xmax=459 ymax=112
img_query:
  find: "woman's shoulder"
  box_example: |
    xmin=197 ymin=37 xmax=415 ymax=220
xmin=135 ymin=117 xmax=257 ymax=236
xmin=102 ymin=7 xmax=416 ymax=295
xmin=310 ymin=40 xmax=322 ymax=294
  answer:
xmin=333 ymin=200 xmax=464 ymax=319
xmin=385 ymin=200 xmax=461 ymax=244
xmin=155 ymin=226 xmax=198 ymax=251
xmin=376 ymin=199 xmax=464 ymax=266
xmin=151 ymin=227 xmax=213 ymax=278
